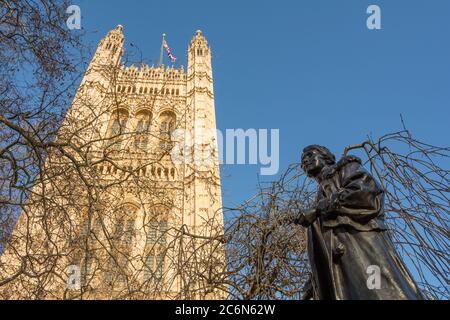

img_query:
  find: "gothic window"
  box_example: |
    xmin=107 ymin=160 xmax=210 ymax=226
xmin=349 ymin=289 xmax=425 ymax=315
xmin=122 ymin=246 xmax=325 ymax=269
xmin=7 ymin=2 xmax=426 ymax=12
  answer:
xmin=144 ymin=253 xmax=154 ymax=281
xmin=124 ymin=219 xmax=134 ymax=244
xmin=134 ymin=110 xmax=152 ymax=150
xmin=158 ymin=111 xmax=176 ymax=151
xmin=144 ymin=214 xmax=167 ymax=283
xmin=113 ymin=217 xmax=124 ymax=240
xmin=147 ymin=219 xmax=158 ymax=245
xmin=112 ymin=204 xmax=138 ymax=246
xmin=144 ymin=252 xmax=165 ymax=282
xmin=146 ymin=218 xmax=168 ymax=246
xmin=155 ymin=252 xmax=164 ymax=280
xmin=158 ymin=221 xmax=167 ymax=244
xmin=107 ymin=109 xmax=129 ymax=150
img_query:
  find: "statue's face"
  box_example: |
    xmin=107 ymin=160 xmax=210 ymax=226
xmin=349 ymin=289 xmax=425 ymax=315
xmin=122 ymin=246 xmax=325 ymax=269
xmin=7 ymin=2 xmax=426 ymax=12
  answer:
xmin=301 ymin=149 xmax=327 ymax=178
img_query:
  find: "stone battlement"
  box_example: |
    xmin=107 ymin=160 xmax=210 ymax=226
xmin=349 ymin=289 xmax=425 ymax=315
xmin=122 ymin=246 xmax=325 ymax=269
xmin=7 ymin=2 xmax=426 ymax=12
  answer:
xmin=118 ymin=64 xmax=186 ymax=82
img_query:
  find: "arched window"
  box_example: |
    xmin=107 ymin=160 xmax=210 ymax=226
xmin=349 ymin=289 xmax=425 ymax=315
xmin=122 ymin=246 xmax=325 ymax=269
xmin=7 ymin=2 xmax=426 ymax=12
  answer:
xmin=105 ymin=203 xmax=138 ymax=286
xmin=144 ymin=253 xmax=154 ymax=281
xmin=107 ymin=109 xmax=129 ymax=150
xmin=144 ymin=215 xmax=168 ymax=281
xmin=144 ymin=252 xmax=164 ymax=282
xmin=158 ymin=220 xmax=167 ymax=244
xmin=134 ymin=110 xmax=152 ymax=150
xmin=144 ymin=211 xmax=168 ymax=282
xmin=112 ymin=203 xmax=138 ymax=245
xmin=155 ymin=252 xmax=164 ymax=280
xmin=158 ymin=111 xmax=176 ymax=151
xmin=145 ymin=210 xmax=168 ymax=247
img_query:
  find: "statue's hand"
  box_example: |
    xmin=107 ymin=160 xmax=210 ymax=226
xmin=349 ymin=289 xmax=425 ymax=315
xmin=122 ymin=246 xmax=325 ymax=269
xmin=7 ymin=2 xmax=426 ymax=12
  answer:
xmin=316 ymin=193 xmax=340 ymax=218
xmin=289 ymin=209 xmax=317 ymax=227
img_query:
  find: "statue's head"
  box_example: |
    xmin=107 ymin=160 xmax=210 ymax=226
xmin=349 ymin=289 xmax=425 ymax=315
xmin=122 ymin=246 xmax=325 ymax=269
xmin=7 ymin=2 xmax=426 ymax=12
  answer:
xmin=301 ymin=145 xmax=336 ymax=179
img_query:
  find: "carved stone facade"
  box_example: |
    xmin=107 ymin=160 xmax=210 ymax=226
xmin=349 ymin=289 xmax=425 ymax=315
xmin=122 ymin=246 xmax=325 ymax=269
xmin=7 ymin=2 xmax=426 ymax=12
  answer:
xmin=0 ymin=26 xmax=225 ymax=299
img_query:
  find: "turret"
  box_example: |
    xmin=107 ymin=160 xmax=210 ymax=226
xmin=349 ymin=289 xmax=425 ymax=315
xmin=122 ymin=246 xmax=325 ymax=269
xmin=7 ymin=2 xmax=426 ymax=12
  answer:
xmin=183 ymin=30 xmax=222 ymax=233
xmin=187 ymin=30 xmax=213 ymax=92
xmin=91 ymin=25 xmax=124 ymax=67
xmin=186 ymin=30 xmax=216 ymax=156
xmin=69 ymin=25 xmax=125 ymax=144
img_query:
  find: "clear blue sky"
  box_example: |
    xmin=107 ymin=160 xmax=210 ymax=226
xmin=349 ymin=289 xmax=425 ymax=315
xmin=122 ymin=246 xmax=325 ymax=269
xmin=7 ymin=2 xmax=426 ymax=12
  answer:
xmin=75 ymin=0 xmax=450 ymax=207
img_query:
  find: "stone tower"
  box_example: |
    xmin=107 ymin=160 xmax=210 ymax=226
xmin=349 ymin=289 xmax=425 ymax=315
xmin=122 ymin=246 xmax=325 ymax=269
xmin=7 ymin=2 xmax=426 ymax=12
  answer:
xmin=0 ymin=26 xmax=225 ymax=299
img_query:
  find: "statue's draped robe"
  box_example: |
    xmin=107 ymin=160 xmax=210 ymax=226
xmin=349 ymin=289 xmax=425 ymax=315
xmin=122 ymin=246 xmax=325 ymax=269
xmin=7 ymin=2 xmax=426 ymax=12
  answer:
xmin=307 ymin=156 xmax=423 ymax=300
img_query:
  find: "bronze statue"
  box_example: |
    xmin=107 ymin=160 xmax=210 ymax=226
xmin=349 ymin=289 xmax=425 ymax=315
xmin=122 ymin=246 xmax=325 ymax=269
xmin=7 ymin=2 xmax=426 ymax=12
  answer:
xmin=295 ymin=145 xmax=423 ymax=300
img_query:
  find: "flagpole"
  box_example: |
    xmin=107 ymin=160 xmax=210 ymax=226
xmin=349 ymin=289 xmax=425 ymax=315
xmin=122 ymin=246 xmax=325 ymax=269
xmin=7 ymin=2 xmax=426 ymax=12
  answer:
xmin=159 ymin=33 xmax=165 ymax=66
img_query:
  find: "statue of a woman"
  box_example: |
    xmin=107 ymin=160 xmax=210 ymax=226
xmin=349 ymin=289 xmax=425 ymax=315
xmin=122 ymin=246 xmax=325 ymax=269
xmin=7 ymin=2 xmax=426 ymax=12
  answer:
xmin=295 ymin=145 xmax=423 ymax=300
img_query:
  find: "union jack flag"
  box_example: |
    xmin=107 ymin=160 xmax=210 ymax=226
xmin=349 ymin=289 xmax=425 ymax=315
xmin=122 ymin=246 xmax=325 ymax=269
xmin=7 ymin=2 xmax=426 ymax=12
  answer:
xmin=162 ymin=39 xmax=176 ymax=63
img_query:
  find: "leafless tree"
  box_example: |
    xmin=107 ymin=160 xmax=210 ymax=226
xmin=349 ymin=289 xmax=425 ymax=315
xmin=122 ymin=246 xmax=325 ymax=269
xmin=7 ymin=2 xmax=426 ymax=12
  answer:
xmin=0 ymin=0 xmax=84 ymax=253
xmin=223 ymin=130 xmax=448 ymax=300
